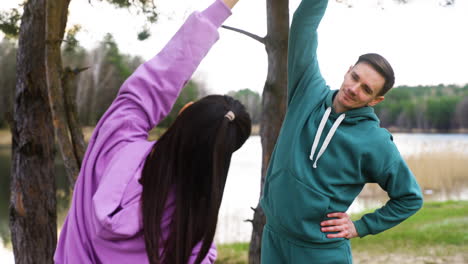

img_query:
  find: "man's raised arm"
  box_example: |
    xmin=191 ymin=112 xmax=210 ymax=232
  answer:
xmin=288 ymin=0 xmax=328 ymax=104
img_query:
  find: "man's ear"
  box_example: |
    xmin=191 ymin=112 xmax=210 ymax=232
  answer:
xmin=368 ymin=96 xmax=384 ymax=107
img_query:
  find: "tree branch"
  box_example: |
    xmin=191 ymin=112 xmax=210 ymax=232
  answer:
xmin=62 ymin=66 xmax=89 ymax=169
xmin=45 ymin=0 xmax=79 ymax=189
xmin=221 ymin=25 xmax=265 ymax=45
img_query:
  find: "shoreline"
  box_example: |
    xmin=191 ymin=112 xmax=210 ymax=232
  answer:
xmin=387 ymin=127 xmax=468 ymax=134
xmin=1 ymin=126 xmax=468 ymax=145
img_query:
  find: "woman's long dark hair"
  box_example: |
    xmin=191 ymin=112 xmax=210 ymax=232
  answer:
xmin=140 ymin=95 xmax=251 ymax=264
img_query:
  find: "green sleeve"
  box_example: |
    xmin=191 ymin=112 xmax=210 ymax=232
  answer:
xmin=288 ymin=0 xmax=329 ymax=105
xmin=353 ymin=157 xmax=424 ymax=237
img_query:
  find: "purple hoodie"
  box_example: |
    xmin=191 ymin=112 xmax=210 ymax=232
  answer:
xmin=54 ymin=1 xmax=231 ymax=263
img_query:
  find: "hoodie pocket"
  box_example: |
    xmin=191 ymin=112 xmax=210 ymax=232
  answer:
xmin=264 ymin=169 xmax=330 ymax=242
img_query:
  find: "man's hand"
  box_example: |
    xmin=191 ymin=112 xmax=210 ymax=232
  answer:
xmin=320 ymin=212 xmax=359 ymax=239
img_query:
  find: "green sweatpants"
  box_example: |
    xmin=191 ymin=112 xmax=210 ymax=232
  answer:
xmin=261 ymin=225 xmax=353 ymax=264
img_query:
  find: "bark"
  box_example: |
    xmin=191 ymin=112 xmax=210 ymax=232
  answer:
xmin=62 ymin=67 xmax=88 ymax=173
xmin=248 ymin=0 xmax=289 ymax=263
xmin=45 ymin=0 xmax=78 ymax=188
xmin=10 ymin=0 xmax=57 ymax=263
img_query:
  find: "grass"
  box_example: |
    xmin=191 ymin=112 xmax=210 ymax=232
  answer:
xmin=80 ymin=125 xmax=259 ymax=142
xmin=406 ymin=152 xmax=468 ymax=192
xmin=217 ymin=243 xmax=249 ymax=264
xmin=350 ymin=200 xmax=468 ymax=256
xmin=73 ymin=126 xmax=168 ymax=142
xmin=217 ymin=201 xmax=468 ymax=263
xmin=0 ymin=123 xmax=260 ymax=146
xmin=0 ymin=130 xmax=10 ymax=145
xmin=355 ymin=151 xmax=468 ymax=201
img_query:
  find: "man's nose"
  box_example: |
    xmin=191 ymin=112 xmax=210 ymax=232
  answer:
xmin=349 ymin=83 xmax=359 ymax=95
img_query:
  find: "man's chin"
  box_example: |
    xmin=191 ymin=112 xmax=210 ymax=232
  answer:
xmin=341 ymin=100 xmax=354 ymax=110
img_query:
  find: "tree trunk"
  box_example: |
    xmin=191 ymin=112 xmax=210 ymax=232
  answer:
xmin=10 ymin=0 xmax=57 ymax=262
xmin=45 ymin=0 xmax=79 ymax=189
xmin=62 ymin=67 xmax=87 ymax=169
xmin=248 ymin=0 xmax=289 ymax=263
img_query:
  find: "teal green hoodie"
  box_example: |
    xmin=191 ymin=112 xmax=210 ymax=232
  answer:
xmin=260 ymin=0 xmax=423 ymax=248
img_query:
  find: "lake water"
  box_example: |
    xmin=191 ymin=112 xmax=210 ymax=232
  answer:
xmin=1 ymin=133 xmax=468 ymax=260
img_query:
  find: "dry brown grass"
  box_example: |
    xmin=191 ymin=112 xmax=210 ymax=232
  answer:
xmin=406 ymin=152 xmax=468 ymax=192
xmin=84 ymin=126 xmax=166 ymax=142
xmin=81 ymin=126 xmax=94 ymax=142
xmin=0 ymin=126 xmax=167 ymax=146
xmin=358 ymin=151 xmax=468 ymax=200
xmin=0 ymin=130 xmax=10 ymax=145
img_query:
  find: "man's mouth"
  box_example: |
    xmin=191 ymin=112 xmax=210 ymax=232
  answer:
xmin=342 ymin=90 xmax=353 ymax=102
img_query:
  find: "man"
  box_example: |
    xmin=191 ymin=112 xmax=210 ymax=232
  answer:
xmin=259 ymin=0 xmax=423 ymax=263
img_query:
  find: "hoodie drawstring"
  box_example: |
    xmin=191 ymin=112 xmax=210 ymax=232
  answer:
xmin=309 ymin=107 xmax=345 ymax=168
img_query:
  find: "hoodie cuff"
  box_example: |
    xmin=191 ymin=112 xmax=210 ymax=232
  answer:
xmin=353 ymin=219 xmax=370 ymax=238
xmin=201 ymin=0 xmax=232 ymax=29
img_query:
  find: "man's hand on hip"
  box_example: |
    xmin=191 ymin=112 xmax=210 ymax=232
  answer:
xmin=320 ymin=212 xmax=358 ymax=239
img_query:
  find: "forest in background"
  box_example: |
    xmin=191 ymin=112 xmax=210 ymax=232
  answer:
xmin=0 ymin=37 xmax=466 ymax=132
xmin=375 ymin=84 xmax=468 ymax=132
xmin=0 ymin=37 xmax=261 ymax=129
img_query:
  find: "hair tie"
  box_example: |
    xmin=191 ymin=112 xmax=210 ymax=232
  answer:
xmin=224 ymin=111 xmax=235 ymax=121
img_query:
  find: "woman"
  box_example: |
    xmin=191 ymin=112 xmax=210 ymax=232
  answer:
xmin=54 ymin=0 xmax=250 ymax=263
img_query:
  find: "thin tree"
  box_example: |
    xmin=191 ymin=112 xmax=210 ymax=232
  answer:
xmin=222 ymin=0 xmax=289 ymax=262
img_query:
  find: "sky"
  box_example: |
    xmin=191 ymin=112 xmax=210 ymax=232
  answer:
xmin=1 ymin=0 xmax=467 ymax=95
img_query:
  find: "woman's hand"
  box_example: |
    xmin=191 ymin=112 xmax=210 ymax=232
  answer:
xmin=222 ymin=0 xmax=239 ymax=9
xmin=320 ymin=212 xmax=359 ymax=239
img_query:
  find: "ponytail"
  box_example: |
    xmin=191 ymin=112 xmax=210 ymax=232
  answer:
xmin=141 ymin=95 xmax=251 ymax=264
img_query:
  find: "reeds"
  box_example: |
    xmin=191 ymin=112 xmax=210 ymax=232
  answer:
xmin=358 ymin=150 xmax=468 ymax=201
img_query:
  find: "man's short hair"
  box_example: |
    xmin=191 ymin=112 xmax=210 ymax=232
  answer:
xmin=355 ymin=53 xmax=395 ymax=96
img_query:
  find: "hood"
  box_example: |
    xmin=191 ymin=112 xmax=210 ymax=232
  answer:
xmin=309 ymin=90 xmax=380 ymax=168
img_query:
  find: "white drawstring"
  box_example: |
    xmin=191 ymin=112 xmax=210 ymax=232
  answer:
xmin=309 ymin=107 xmax=346 ymax=168
xmin=309 ymin=107 xmax=331 ymax=162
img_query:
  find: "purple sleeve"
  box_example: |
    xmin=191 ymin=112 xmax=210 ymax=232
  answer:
xmin=95 ymin=0 xmax=230 ymax=136
xmin=87 ymin=0 xmax=231 ymax=179
xmin=90 ymin=0 xmax=231 ymax=169
xmin=89 ymin=0 xmax=231 ymax=240
xmin=111 ymin=0 xmax=231 ymax=135
xmin=189 ymin=242 xmax=217 ymax=264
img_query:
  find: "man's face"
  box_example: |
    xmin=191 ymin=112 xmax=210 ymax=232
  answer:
xmin=334 ymin=62 xmax=385 ymax=112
